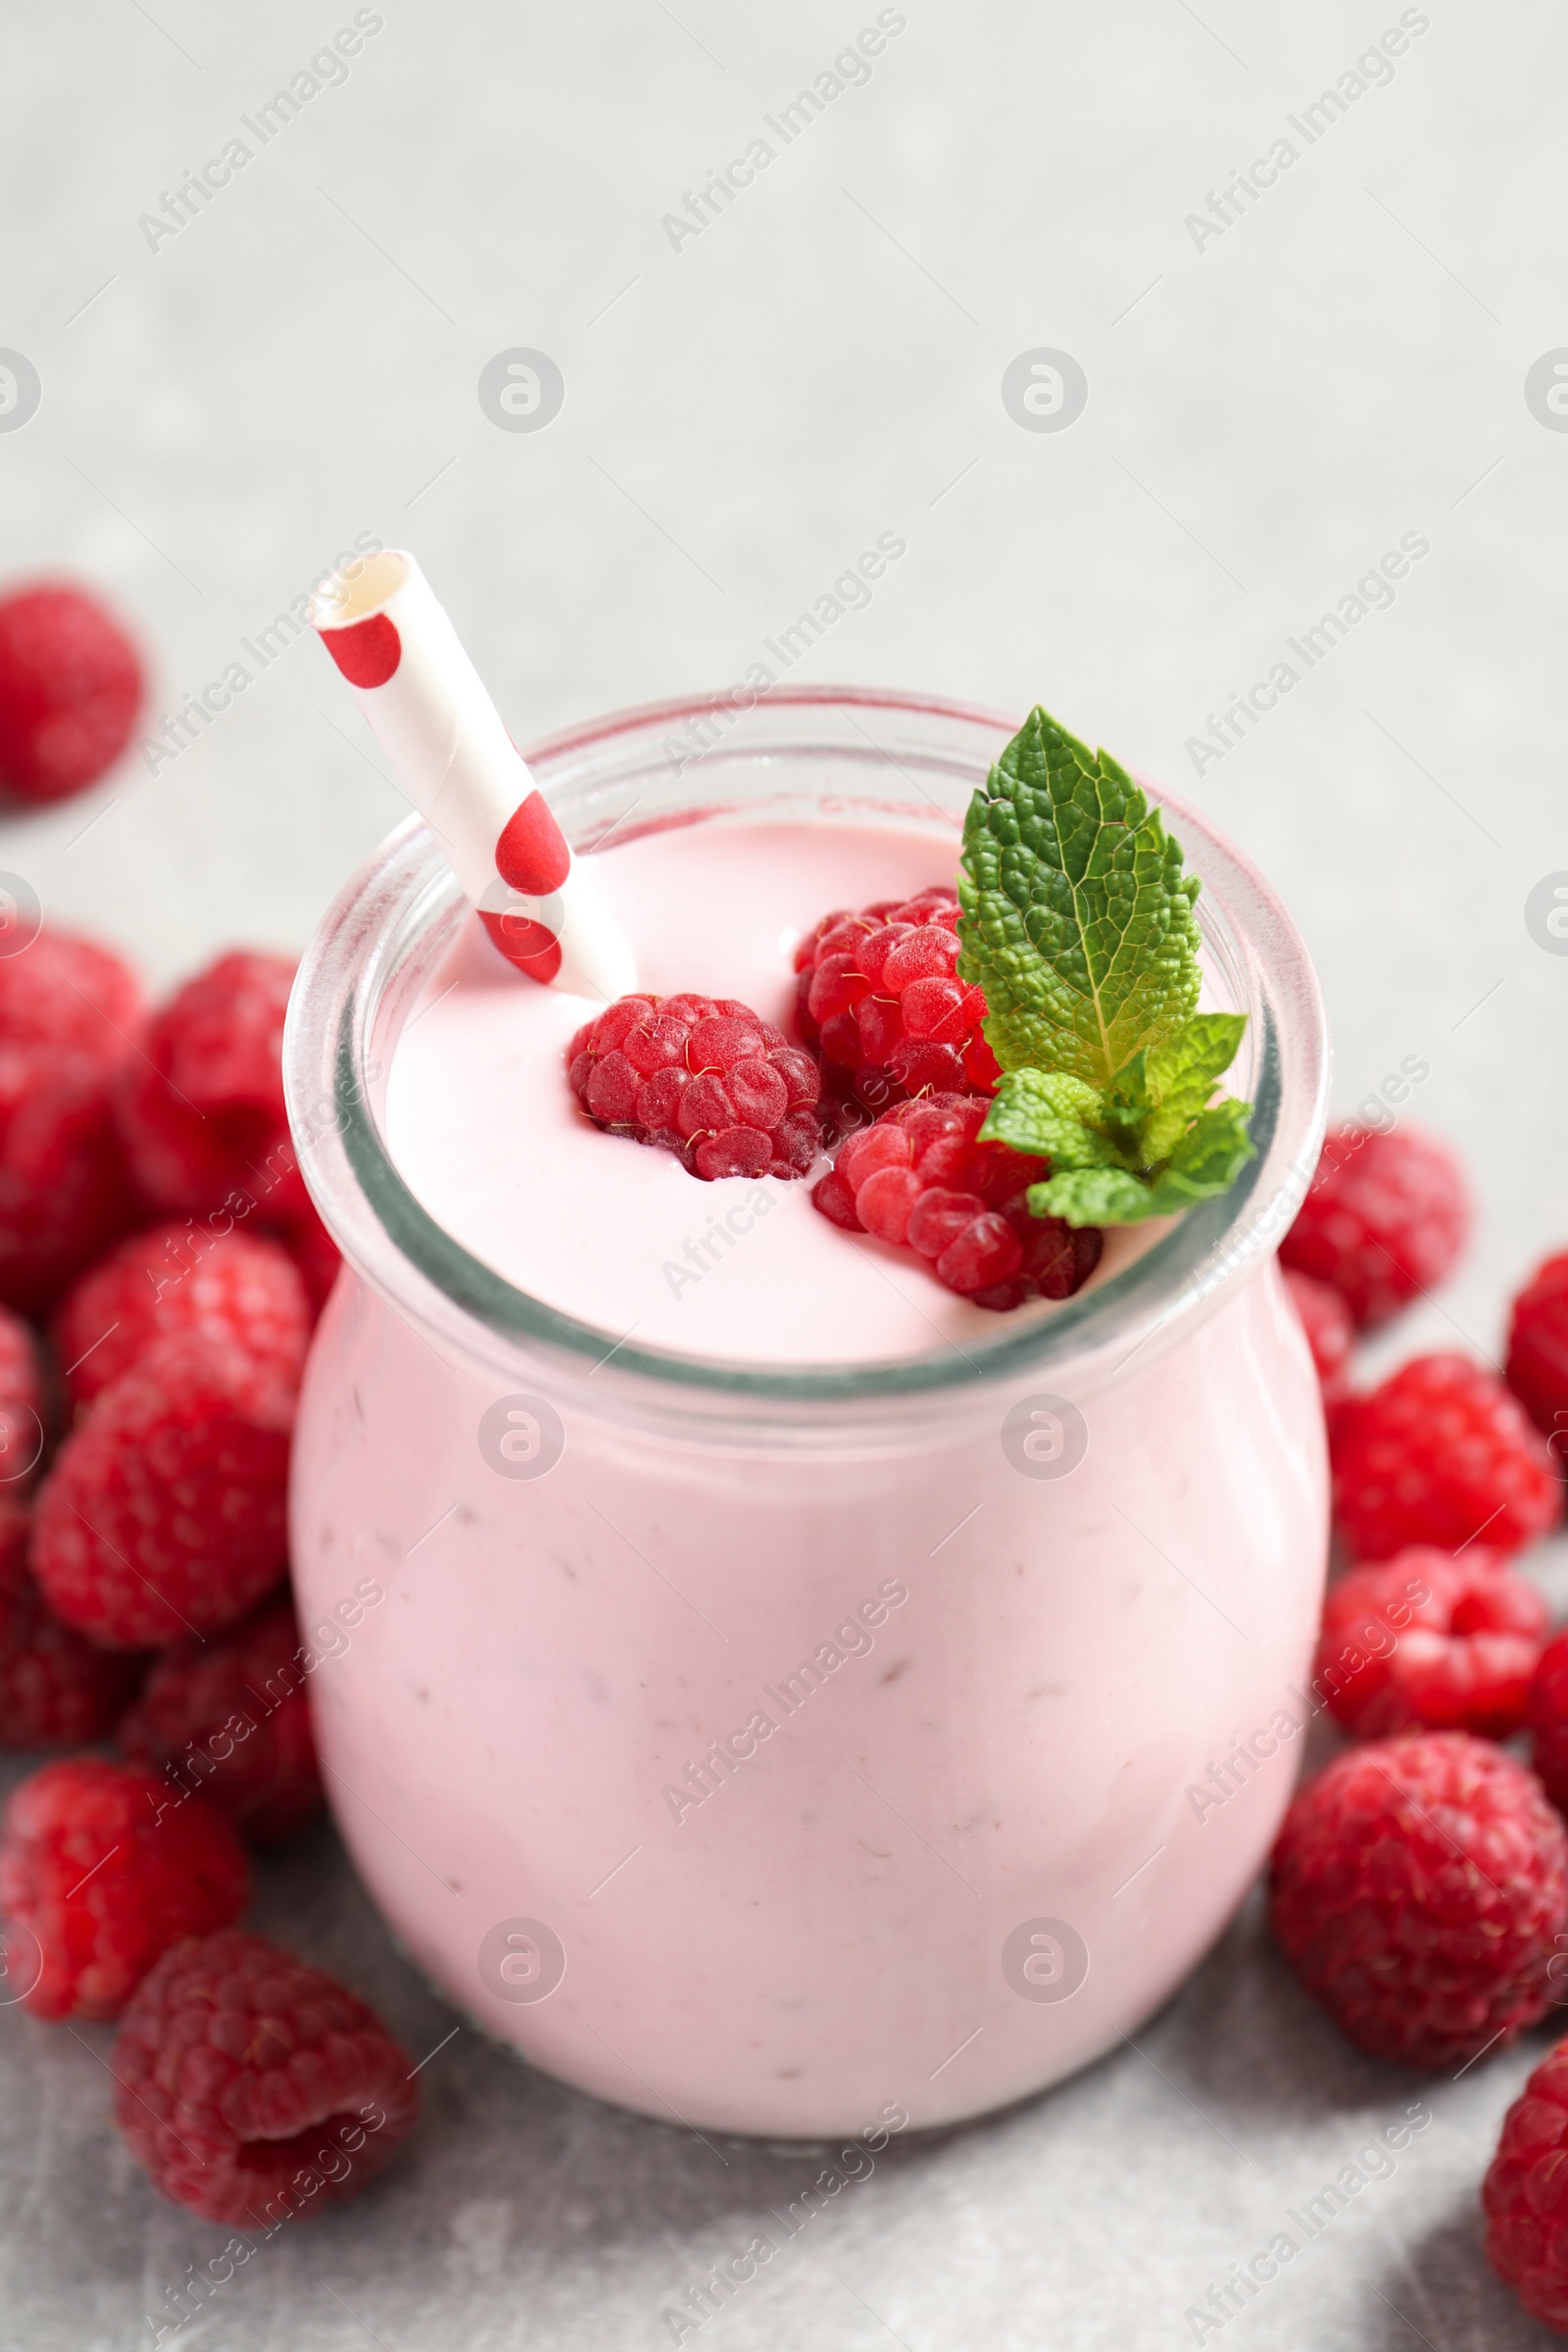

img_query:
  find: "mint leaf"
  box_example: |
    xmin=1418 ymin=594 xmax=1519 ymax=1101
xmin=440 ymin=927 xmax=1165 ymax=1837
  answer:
xmin=1150 ymin=1098 xmax=1255 ymax=1204
xmin=1027 ymin=1097 xmax=1256 ymax=1227
xmin=1137 ymin=1011 xmax=1248 ymax=1163
xmin=1028 ymin=1167 xmax=1164 ymax=1226
xmin=958 ymin=707 xmax=1257 ymax=1232
xmin=979 ymin=1068 xmax=1134 ymax=1172
xmin=957 ymin=707 xmax=1202 ymax=1088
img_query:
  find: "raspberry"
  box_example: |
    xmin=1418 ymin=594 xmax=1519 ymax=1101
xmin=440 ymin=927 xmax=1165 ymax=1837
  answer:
xmin=1529 ymin=1634 xmax=1568 ymax=1819
xmin=1485 ymin=2038 xmax=1568 ymax=2330
xmin=1282 ymin=1266 xmax=1353 ymax=1401
xmin=1269 ymin=1732 xmax=1568 ymax=2067
xmin=116 ymin=952 xmax=306 ymax=1223
xmin=114 ymin=1929 xmax=419 ymax=2225
xmin=53 ymin=1223 xmax=312 ymax=1409
xmin=568 ymin=992 xmax=825 ymax=1180
xmin=1280 ymin=1121 xmax=1470 ymax=1328
xmin=32 ymin=1336 xmax=296 ymax=1648
xmin=812 ymin=1093 xmax=1102 ymax=1310
xmin=1506 ymin=1251 xmax=1568 ymax=1453
xmin=0 ymin=927 xmax=142 ymax=1057
xmin=278 ymin=1201 xmax=340 ymax=1317
xmin=1316 ymin=1546 xmax=1548 ymax=1740
xmin=119 ymin=1599 xmax=322 ymax=1845
xmin=0 ymin=1299 xmax=44 ymax=1488
xmin=0 ymin=1500 xmax=141 ymax=1747
xmin=0 ymin=583 xmax=143 ymax=804
xmin=1331 ymin=1353 xmax=1560 ymax=1562
xmin=0 ymin=929 xmax=144 ymax=1313
xmin=793 ymin=885 xmax=1000 ymax=1112
xmin=0 ymin=1757 xmax=248 ymax=2021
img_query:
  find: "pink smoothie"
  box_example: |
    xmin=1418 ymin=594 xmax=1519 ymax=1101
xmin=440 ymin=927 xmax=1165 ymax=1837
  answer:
xmin=384 ymin=815 xmax=1164 ymax=1364
xmin=290 ymin=803 xmax=1329 ymax=2138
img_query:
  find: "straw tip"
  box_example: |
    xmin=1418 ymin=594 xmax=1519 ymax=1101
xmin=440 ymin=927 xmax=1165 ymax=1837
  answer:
xmin=308 ymin=547 xmax=415 ymax=631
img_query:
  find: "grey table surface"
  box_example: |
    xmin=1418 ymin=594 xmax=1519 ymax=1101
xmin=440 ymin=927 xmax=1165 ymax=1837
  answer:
xmin=3 ymin=0 xmax=1567 ymax=2343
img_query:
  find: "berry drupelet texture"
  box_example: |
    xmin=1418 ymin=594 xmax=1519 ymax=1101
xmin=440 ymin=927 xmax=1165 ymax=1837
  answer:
xmin=1269 ymin=1732 xmax=1568 ymax=2069
xmin=793 ymin=885 xmax=1000 ymax=1113
xmin=0 ymin=1756 xmax=249 ymax=2021
xmin=1331 ymin=1352 xmax=1560 ymax=1562
xmin=568 ymin=993 xmax=825 ymax=1181
xmin=1280 ymin=1121 xmax=1470 ymax=1329
xmin=114 ymin=1930 xmax=419 ymax=2225
xmin=812 ymin=1093 xmax=1102 ymax=1310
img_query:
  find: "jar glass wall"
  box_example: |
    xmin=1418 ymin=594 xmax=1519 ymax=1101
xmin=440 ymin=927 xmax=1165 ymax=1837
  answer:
xmin=283 ymin=687 xmax=1330 ymax=2138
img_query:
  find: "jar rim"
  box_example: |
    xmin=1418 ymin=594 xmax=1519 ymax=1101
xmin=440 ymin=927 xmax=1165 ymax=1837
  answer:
xmin=283 ymin=685 xmax=1328 ymax=1413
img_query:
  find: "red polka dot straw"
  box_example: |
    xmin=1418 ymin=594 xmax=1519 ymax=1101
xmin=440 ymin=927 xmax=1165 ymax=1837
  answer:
xmin=311 ymin=550 xmax=636 ymax=1001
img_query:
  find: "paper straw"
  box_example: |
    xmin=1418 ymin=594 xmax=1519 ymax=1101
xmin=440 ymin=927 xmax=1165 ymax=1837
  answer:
xmin=309 ymin=551 xmax=636 ymax=1001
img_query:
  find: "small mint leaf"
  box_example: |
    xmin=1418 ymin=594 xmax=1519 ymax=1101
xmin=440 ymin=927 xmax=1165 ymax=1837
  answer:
xmin=956 ymin=707 xmax=1202 ymax=1088
xmin=1139 ymin=1011 xmax=1249 ymax=1163
xmin=1027 ymin=1097 xmax=1255 ymax=1226
xmin=979 ymin=1069 xmax=1132 ymax=1171
xmin=1145 ymin=1098 xmax=1256 ymax=1208
xmin=1028 ymin=1168 xmax=1163 ymax=1227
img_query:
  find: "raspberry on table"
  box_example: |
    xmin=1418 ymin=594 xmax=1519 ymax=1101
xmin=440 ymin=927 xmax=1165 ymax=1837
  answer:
xmin=0 ymin=1500 xmax=142 ymax=1748
xmin=0 ymin=928 xmax=145 ymax=1313
xmin=1269 ymin=1732 xmax=1568 ymax=2068
xmin=1485 ymin=2038 xmax=1568 ymax=2331
xmin=568 ymin=992 xmax=825 ymax=1180
xmin=811 ymin=1092 xmax=1102 ymax=1310
xmin=119 ymin=1598 xmax=322 ymax=1845
xmin=32 ymin=1335 xmax=296 ymax=1648
xmin=277 ymin=1201 xmax=340 ymax=1317
xmin=0 ymin=583 xmax=143 ymax=805
xmin=53 ymin=1222 xmax=312 ymax=1409
xmin=114 ymin=1929 xmax=419 ymax=2225
xmin=1280 ymin=1121 xmax=1470 ymax=1328
xmin=1282 ymin=1266 xmax=1354 ymax=1402
xmin=1316 ymin=1545 xmax=1548 ymax=1740
xmin=0 ymin=1300 xmax=44 ymax=1488
xmin=793 ymin=885 xmax=1001 ymax=1112
xmin=0 ymin=927 xmax=142 ymax=1057
xmin=115 ymin=952 xmax=306 ymax=1223
xmin=1331 ymin=1351 xmax=1560 ymax=1561
xmin=1529 ymin=1634 xmax=1568 ymax=1821
xmin=0 ymin=1757 xmax=248 ymax=2021
xmin=1506 ymin=1251 xmax=1568 ymax=1453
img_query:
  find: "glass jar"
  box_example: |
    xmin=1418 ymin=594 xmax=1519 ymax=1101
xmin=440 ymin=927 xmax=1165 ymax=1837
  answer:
xmin=283 ymin=686 xmax=1329 ymax=2140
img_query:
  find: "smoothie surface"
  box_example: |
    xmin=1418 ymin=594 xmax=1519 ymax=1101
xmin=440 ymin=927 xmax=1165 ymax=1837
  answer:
xmin=384 ymin=813 xmax=1164 ymax=1365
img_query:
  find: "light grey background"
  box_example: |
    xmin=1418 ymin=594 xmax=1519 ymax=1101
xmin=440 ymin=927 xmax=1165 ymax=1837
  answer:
xmin=1 ymin=0 xmax=1565 ymax=2344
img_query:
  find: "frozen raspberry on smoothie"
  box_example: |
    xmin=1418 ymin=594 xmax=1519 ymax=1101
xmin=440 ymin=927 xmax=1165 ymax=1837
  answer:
xmin=53 ymin=1222 xmax=312 ymax=1408
xmin=794 ymin=885 xmax=999 ymax=1111
xmin=1269 ymin=1732 xmax=1568 ymax=2068
xmin=0 ymin=582 xmax=143 ymax=805
xmin=0 ymin=1756 xmax=249 ymax=2021
xmin=116 ymin=951 xmax=306 ymax=1222
xmin=1331 ymin=1352 xmax=1560 ymax=1561
xmin=1280 ymin=1121 xmax=1470 ymax=1328
xmin=568 ymin=991 xmax=826 ymax=1180
xmin=32 ymin=1335 xmax=296 ymax=1648
xmin=813 ymin=1094 xmax=1102 ymax=1310
xmin=113 ymin=1930 xmax=418 ymax=2224
xmin=1315 ymin=1546 xmax=1548 ymax=1740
